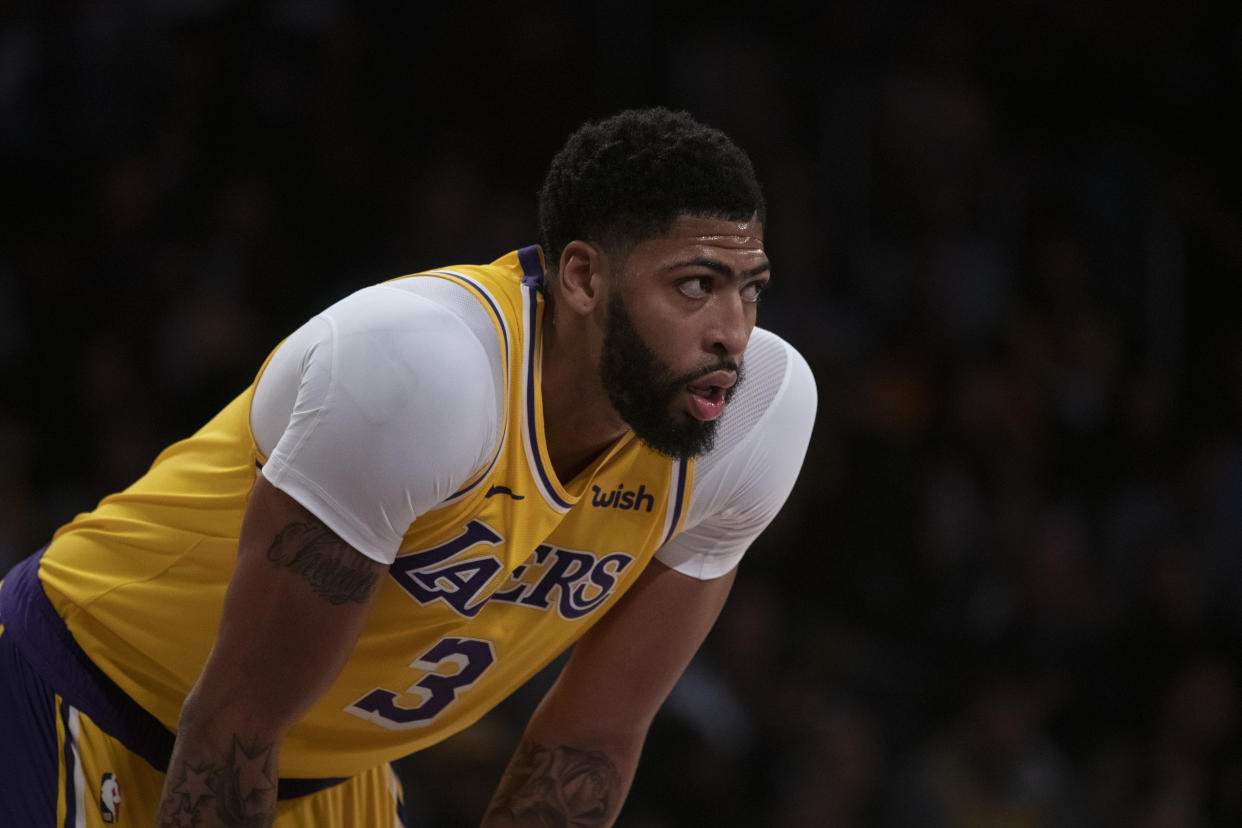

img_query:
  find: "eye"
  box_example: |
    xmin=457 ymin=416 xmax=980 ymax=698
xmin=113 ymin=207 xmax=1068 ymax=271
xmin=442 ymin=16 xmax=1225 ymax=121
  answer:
xmin=677 ymin=276 xmax=713 ymax=299
xmin=741 ymin=279 xmax=768 ymax=303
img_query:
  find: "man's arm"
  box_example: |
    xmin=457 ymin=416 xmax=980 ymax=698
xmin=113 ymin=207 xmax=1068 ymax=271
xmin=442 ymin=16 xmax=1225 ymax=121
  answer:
xmin=155 ymin=474 xmax=387 ymax=828
xmin=482 ymin=559 xmax=737 ymax=827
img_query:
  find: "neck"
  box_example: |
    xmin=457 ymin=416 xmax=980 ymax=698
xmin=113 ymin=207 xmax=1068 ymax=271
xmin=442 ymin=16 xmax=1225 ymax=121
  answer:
xmin=539 ymin=304 xmax=629 ymax=483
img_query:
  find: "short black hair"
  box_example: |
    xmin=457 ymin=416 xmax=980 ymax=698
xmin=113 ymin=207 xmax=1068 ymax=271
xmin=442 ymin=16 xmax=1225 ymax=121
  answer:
xmin=537 ymin=108 xmax=765 ymax=272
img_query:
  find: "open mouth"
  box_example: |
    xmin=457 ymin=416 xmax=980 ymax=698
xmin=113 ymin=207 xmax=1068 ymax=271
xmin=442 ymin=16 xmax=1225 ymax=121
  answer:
xmin=685 ymin=370 xmax=736 ymax=421
xmin=687 ymin=384 xmax=728 ymax=421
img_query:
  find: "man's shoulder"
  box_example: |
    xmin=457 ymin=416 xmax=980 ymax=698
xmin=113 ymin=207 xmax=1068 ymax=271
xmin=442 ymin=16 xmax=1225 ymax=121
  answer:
xmin=317 ymin=276 xmax=506 ymax=376
xmin=378 ymin=248 xmax=538 ymax=326
xmin=254 ymin=276 xmax=508 ymax=462
xmin=330 ymin=276 xmax=497 ymax=336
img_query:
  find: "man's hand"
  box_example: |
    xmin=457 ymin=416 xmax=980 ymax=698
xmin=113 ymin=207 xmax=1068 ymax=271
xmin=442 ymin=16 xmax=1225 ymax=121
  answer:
xmin=482 ymin=560 xmax=737 ymax=827
xmin=156 ymin=736 xmax=278 ymax=828
xmin=483 ymin=740 xmax=622 ymax=827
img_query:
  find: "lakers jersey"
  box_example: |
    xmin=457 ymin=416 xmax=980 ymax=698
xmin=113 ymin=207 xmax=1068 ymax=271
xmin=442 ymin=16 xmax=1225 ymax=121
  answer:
xmin=34 ymin=247 xmax=694 ymax=779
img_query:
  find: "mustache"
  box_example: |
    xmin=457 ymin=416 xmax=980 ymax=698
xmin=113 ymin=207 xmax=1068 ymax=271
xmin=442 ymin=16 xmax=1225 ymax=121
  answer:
xmin=680 ymin=359 xmax=743 ymax=385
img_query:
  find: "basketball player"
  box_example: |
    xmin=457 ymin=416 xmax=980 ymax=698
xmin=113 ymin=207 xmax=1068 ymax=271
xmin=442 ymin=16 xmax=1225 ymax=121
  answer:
xmin=0 ymin=108 xmax=816 ymax=827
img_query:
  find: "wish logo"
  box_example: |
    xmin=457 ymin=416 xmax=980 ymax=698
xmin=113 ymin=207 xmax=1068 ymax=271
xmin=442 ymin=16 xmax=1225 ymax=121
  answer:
xmin=590 ymin=482 xmax=654 ymax=512
xmin=390 ymin=520 xmax=635 ymax=620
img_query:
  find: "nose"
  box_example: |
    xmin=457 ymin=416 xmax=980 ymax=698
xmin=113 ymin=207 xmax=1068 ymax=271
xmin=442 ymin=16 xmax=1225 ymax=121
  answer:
xmin=706 ymin=290 xmax=752 ymax=360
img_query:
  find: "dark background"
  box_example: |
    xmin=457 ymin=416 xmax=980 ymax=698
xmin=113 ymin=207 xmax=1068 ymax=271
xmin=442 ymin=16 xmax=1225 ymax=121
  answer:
xmin=3 ymin=1 xmax=1242 ymax=825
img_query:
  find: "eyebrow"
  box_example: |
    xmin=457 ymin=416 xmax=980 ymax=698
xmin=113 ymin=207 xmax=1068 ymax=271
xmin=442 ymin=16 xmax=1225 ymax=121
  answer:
xmin=673 ymin=257 xmax=771 ymax=280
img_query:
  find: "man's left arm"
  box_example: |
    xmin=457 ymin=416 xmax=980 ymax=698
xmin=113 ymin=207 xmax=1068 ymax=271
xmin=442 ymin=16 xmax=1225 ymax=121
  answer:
xmin=482 ymin=558 xmax=737 ymax=827
xmin=482 ymin=333 xmax=817 ymax=826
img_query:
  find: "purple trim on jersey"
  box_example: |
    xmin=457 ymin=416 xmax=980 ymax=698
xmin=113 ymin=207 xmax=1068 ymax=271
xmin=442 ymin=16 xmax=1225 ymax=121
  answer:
xmin=449 ymin=454 xmax=500 ymax=501
xmin=434 ymin=271 xmax=512 ymax=501
xmin=0 ymin=549 xmax=346 ymax=800
xmin=524 ymin=286 xmax=573 ymax=510
xmin=433 ymin=271 xmax=510 ymax=375
xmin=518 ymin=245 xmax=544 ymax=290
xmin=661 ymin=459 xmax=690 ymax=546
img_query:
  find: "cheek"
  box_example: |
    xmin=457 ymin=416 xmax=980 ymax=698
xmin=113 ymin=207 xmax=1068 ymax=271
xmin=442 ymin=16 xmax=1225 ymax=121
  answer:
xmin=634 ymin=304 xmax=685 ymax=345
xmin=622 ymin=292 xmax=704 ymax=374
xmin=654 ymin=330 xmax=705 ymax=377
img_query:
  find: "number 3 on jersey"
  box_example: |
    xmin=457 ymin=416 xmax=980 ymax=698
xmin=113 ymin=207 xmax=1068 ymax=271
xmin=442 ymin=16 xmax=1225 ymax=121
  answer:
xmin=347 ymin=637 xmax=496 ymax=730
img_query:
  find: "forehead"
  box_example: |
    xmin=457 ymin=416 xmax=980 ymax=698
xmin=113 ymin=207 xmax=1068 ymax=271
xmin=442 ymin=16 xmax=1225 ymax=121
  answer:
xmin=625 ymin=215 xmax=766 ymax=267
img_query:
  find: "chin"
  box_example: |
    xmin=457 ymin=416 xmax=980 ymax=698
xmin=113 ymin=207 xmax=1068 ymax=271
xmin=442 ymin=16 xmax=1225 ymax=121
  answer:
xmin=630 ymin=419 xmax=718 ymax=460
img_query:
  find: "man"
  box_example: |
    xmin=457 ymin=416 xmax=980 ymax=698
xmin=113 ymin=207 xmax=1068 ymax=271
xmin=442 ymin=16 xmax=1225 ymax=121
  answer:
xmin=0 ymin=108 xmax=816 ymax=827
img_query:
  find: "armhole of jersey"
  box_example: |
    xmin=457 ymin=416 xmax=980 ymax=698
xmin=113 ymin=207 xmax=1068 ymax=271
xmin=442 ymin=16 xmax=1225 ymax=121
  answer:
xmin=250 ymin=324 xmax=324 ymax=466
xmin=658 ymin=456 xmax=695 ymax=548
xmin=415 ymin=271 xmax=513 ymax=503
xmin=249 ymin=348 xmax=282 ymax=466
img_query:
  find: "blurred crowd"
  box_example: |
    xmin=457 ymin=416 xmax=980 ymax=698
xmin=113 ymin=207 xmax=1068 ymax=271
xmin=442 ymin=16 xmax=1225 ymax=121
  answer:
xmin=3 ymin=1 xmax=1241 ymax=826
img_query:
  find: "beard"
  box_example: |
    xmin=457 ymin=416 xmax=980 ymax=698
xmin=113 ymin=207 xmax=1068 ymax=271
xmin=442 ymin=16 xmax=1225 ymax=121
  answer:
xmin=599 ymin=291 xmax=743 ymax=459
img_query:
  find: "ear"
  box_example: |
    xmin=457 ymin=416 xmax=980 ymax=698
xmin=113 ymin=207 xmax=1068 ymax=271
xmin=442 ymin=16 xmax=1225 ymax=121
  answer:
xmin=556 ymin=240 xmax=609 ymax=315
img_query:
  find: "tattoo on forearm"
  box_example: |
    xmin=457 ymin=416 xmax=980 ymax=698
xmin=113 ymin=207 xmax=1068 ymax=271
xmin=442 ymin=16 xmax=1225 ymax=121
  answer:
xmin=158 ymin=736 xmax=276 ymax=828
xmin=484 ymin=739 xmax=622 ymax=827
xmin=266 ymin=521 xmax=379 ymax=604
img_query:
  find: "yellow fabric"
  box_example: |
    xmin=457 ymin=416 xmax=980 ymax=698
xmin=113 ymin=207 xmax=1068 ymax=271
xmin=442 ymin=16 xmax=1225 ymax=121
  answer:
xmin=38 ymin=249 xmax=693 ymax=779
xmin=54 ymin=696 xmax=403 ymax=827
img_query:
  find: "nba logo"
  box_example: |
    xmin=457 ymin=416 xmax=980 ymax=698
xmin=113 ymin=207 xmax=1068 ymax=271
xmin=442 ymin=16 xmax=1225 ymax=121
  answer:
xmin=100 ymin=773 xmax=121 ymax=823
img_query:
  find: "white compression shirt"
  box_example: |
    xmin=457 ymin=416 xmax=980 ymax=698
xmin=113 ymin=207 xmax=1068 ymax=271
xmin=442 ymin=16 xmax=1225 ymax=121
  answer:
xmin=252 ymin=278 xmax=817 ymax=578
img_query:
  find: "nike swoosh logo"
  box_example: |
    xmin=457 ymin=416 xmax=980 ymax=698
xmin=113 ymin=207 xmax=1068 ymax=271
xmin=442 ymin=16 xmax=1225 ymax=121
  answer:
xmin=485 ymin=485 xmax=525 ymax=500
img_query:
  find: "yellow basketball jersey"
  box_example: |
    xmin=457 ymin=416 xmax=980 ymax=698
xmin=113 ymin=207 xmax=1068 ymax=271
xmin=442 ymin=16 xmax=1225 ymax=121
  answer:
xmin=36 ymin=247 xmax=694 ymax=779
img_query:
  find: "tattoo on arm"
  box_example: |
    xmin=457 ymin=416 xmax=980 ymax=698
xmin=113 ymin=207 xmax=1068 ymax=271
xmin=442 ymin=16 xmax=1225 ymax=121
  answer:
xmin=484 ymin=739 xmax=623 ymax=827
xmin=265 ymin=521 xmax=380 ymax=605
xmin=158 ymin=735 xmax=276 ymax=828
